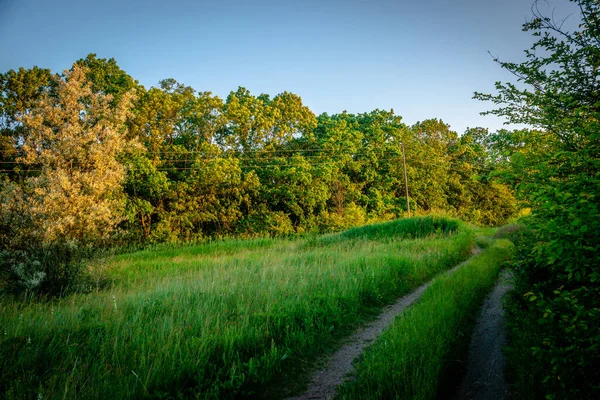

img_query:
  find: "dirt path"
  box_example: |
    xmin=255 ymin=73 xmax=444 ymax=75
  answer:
xmin=287 ymin=249 xmax=480 ymax=400
xmin=456 ymin=270 xmax=512 ymax=400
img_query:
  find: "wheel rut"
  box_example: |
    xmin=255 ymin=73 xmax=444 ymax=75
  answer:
xmin=287 ymin=248 xmax=481 ymax=400
xmin=455 ymin=270 xmax=512 ymax=400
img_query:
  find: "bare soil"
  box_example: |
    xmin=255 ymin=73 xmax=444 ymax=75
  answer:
xmin=456 ymin=270 xmax=512 ymax=400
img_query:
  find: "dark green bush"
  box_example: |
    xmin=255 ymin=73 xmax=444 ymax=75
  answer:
xmin=0 ymin=243 xmax=92 ymax=296
xmin=504 ymin=156 xmax=600 ymax=399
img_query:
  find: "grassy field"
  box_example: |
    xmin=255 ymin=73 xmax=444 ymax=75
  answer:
xmin=0 ymin=216 xmax=474 ymax=399
xmin=336 ymin=238 xmax=514 ymax=400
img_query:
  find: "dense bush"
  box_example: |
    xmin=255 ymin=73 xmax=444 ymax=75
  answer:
xmin=477 ymin=1 xmax=600 ymax=397
xmin=0 ymin=65 xmax=131 ymax=295
xmin=0 ymin=244 xmax=90 ymax=295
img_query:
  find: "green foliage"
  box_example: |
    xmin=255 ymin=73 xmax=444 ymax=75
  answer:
xmin=476 ymin=1 xmax=600 ymax=397
xmin=0 ymin=65 xmax=135 ymax=295
xmin=0 ymin=66 xmax=57 ymax=181
xmin=0 ymin=243 xmax=90 ymax=295
xmin=75 ymin=53 xmax=138 ymax=104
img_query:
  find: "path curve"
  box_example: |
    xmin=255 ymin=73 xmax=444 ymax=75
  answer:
xmin=287 ymin=248 xmax=481 ymax=400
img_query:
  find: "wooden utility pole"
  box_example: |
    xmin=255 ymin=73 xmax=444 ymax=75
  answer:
xmin=401 ymin=143 xmax=411 ymax=217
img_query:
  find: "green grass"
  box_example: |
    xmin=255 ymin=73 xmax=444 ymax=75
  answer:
xmin=0 ymin=216 xmax=473 ymax=399
xmin=106 ymin=236 xmax=281 ymax=286
xmin=336 ymin=238 xmax=514 ymax=400
xmin=339 ymin=216 xmax=460 ymax=241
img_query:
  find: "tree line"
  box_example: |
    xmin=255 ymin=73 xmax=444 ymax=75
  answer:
xmin=0 ymin=55 xmax=517 ymax=269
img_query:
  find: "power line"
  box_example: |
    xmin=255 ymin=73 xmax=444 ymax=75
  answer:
xmin=0 ymin=161 xmax=499 ymax=174
xmin=0 ymin=160 xmax=402 ymax=173
xmin=0 ymin=145 xmax=411 ymax=155
xmin=0 ymin=153 xmax=406 ymax=166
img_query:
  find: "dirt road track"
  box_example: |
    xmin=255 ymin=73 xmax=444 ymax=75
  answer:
xmin=287 ymin=249 xmax=481 ymax=400
xmin=456 ymin=270 xmax=512 ymax=400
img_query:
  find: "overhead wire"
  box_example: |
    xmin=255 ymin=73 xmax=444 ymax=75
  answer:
xmin=0 ymin=159 xmax=498 ymax=174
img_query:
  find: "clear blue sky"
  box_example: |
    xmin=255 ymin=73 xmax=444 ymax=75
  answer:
xmin=0 ymin=0 xmax=578 ymax=134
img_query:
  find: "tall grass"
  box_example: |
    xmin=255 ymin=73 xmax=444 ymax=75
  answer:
xmin=340 ymin=216 xmax=459 ymax=241
xmin=0 ymin=217 xmax=473 ymax=399
xmin=336 ymin=239 xmax=514 ymax=400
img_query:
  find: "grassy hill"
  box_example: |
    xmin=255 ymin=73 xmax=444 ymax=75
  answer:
xmin=1 ymin=216 xmax=475 ymax=399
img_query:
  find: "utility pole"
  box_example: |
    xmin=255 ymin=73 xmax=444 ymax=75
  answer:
xmin=401 ymin=143 xmax=411 ymax=217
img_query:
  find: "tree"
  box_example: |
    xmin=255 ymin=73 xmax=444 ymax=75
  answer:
xmin=407 ymin=119 xmax=457 ymax=211
xmin=475 ymin=1 xmax=600 ymax=397
xmin=267 ymin=91 xmax=317 ymax=147
xmin=0 ymin=66 xmax=57 ymax=179
xmin=0 ymin=64 xmax=135 ymax=293
xmin=446 ymin=128 xmax=518 ymax=225
xmin=75 ymin=53 xmax=138 ymax=104
xmin=220 ymin=87 xmax=274 ymax=153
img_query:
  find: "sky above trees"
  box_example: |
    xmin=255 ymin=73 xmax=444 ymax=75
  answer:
xmin=0 ymin=0 xmax=579 ymax=134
